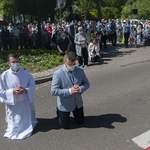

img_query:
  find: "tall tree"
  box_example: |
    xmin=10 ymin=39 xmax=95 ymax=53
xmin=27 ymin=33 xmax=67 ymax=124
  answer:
xmin=121 ymin=0 xmax=150 ymax=19
xmin=102 ymin=0 xmax=127 ymax=19
xmin=94 ymin=0 xmax=102 ymax=20
xmin=72 ymin=0 xmax=96 ymax=20
xmin=135 ymin=0 xmax=150 ymax=19
xmin=0 ymin=0 xmax=16 ymax=21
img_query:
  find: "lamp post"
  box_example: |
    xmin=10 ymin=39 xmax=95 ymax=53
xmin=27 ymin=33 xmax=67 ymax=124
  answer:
xmin=57 ymin=0 xmax=66 ymax=25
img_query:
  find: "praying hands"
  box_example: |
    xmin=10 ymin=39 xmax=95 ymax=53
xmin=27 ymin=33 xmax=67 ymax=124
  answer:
xmin=13 ymin=86 xmax=27 ymax=94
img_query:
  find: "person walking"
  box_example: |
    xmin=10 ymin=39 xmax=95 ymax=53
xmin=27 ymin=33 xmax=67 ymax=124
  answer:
xmin=51 ymin=51 xmax=90 ymax=129
xmin=0 ymin=53 xmax=38 ymax=140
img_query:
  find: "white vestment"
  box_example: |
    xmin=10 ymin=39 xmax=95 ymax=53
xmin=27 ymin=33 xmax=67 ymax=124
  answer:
xmin=0 ymin=68 xmax=38 ymax=140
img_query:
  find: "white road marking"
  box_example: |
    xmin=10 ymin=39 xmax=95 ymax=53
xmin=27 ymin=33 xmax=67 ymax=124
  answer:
xmin=132 ymin=130 xmax=150 ymax=149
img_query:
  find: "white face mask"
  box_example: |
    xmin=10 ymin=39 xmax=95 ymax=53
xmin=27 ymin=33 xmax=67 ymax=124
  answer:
xmin=66 ymin=65 xmax=75 ymax=71
xmin=79 ymin=31 xmax=83 ymax=34
xmin=11 ymin=63 xmax=20 ymax=72
xmin=62 ymin=37 xmax=65 ymax=40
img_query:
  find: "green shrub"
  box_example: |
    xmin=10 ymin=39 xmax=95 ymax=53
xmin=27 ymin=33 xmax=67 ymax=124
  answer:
xmin=0 ymin=49 xmax=63 ymax=74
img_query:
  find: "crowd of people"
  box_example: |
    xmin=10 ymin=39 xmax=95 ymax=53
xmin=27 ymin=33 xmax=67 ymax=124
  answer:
xmin=0 ymin=18 xmax=150 ymax=66
xmin=0 ymin=18 xmax=150 ymax=140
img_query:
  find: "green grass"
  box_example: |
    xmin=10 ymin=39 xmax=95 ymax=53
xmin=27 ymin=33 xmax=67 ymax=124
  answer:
xmin=0 ymin=49 xmax=64 ymax=74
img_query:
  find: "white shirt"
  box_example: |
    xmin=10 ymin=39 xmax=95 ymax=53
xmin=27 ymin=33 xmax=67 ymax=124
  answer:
xmin=88 ymin=42 xmax=100 ymax=57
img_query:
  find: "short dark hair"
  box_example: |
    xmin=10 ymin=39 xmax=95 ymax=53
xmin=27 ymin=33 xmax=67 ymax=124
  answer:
xmin=7 ymin=53 xmax=20 ymax=61
xmin=64 ymin=51 xmax=76 ymax=62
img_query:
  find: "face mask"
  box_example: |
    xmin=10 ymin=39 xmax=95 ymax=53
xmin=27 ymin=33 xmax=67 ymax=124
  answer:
xmin=62 ymin=37 xmax=65 ymax=40
xmin=66 ymin=65 xmax=75 ymax=71
xmin=79 ymin=31 xmax=83 ymax=34
xmin=11 ymin=63 xmax=20 ymax=72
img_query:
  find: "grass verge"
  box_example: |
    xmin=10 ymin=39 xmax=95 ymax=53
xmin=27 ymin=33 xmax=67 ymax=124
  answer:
xmin=0 ymin=49 xmax=63 ymax=74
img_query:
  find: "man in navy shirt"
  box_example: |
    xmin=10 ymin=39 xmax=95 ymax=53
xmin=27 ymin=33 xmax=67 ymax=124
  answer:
xmin=109 ymin=19 xmax=117 ymax=46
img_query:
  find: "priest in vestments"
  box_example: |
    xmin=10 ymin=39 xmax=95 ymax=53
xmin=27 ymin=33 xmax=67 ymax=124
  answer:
xmin=0 ymin=53 xmax=38 ymax=140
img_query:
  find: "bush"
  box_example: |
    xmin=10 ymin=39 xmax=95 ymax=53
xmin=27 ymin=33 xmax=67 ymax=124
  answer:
xmin=0 ymin=49 xmax=63 ymax=74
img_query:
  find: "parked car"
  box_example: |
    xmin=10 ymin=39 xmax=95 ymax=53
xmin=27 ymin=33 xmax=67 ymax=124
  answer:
xmin=121 ymin=19 xmax=145 ymax=28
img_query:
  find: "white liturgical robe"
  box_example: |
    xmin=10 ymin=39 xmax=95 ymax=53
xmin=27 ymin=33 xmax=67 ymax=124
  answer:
xmin=0 ymin=68 xmax=38 ymax=140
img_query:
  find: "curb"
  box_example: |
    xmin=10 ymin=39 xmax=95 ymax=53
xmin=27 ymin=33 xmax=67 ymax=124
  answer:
xmin=33 ymin=65 xmax=62 ymax=85
xmin=35 ymin=75 xmax=53 ymax=84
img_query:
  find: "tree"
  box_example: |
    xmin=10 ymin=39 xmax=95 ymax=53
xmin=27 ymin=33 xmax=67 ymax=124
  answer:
xmin=71 ymin=0 xmax=128 ymax=20
xmin=102 ymin=7 xmax=119 ymax=19
xmin=101 ymin=0 xmax=127 ymax=19
xmin=0 ymin=0 xmax=16 ymax=21
xmin=94 ymin=0 xmax=102 ymax=20
xmin=72 ymin=0 xmax=96 ymax=20
xmin=121 ymin=0 xmax=150 ymax=19
xmin=135 ymin=0 xmax=150 ymax=19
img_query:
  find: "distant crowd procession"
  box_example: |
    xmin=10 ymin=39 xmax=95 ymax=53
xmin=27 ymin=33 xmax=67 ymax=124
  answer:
xmin=0 ymin=19 xmax=150 ymax=61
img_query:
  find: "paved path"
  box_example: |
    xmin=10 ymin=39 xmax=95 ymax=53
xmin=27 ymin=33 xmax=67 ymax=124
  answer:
xmin=1 ymin=44 xmax=150 ymax=150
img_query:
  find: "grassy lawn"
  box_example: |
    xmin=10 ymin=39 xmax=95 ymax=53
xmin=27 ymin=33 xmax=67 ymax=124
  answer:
xmin=0 ymin=49 xmax=64 ymax=74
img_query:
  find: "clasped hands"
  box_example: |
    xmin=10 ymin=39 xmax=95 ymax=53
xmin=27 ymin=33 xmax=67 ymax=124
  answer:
xmin=13 ymin=86 xmax=27 ymax=95
xmin=70 ymin=84 xmax=80 ymax=94
xmin=80 ymin=41 xmax=86 ymax=45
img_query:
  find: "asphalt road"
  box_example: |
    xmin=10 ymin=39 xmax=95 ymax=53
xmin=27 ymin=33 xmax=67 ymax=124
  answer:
xmin=0 ymin=44 xmax=150 ymax=150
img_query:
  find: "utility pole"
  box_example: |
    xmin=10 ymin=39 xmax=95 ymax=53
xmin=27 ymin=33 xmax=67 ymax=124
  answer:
xmin=57 ymin=0 xmax=66 ymax=26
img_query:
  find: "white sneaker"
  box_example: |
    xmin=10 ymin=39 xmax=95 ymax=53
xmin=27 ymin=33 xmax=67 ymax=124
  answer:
xmin=83 ymin=65 xmax=88 ymax=69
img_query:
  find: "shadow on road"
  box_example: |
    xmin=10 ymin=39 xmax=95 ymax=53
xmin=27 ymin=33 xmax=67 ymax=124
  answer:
xmin=84 ymin=113 xmax=127 ymax=129
xmin=88 ymin=58 xmax=111 ymax=67
xmin=33 ymin=114 xmax=127 ymax=134
xmin=101 ymin=44 xmax=137 ymax=59
xmin=32 ymin=117 xmax=61 ymax=134
xmin=88 ymin=43 xmax=137 ymax=67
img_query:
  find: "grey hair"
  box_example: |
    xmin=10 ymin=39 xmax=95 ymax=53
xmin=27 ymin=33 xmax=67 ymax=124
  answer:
xmin=78 ymin=26 xmax=83 ymax=31
xmin=64 ymin=51 xmax=76 ymax=62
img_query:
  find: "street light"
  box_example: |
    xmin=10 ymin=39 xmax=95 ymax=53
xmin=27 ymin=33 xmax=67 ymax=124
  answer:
xmin=57 ymin=0 xmax=66 ymax=25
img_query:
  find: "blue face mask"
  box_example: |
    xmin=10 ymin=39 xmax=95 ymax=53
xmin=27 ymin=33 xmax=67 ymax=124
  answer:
xmin=11 ymin=63 xmax=20 ymax=72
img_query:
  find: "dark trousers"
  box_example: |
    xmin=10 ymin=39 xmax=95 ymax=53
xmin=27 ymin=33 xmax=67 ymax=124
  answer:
xmin=77 ymin=47 xmax=88 ymax=66
xmin=100 ymin=35 xmax=107 ymax=49
xmin=111 ymin=32 xmax=117 ymax=45
xmin=124 ymin=33 xmax=130 ymax=47
xmin=57 ymin=106 xmax=84 ymax=129
xmin=91 ymin=55 xmax=100 ymax=62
